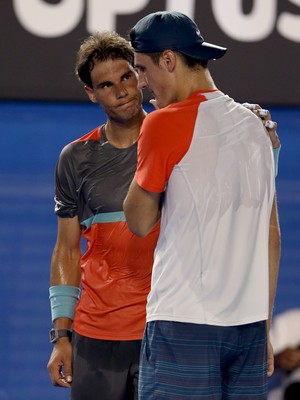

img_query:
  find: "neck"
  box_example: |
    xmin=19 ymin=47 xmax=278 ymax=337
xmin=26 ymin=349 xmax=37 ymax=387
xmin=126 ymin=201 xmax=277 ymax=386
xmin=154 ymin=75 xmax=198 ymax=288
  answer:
xmin=105 ymin=109 xmax=146 ymax=148
xmin=176 ymin=67 xmax=217 ymax=102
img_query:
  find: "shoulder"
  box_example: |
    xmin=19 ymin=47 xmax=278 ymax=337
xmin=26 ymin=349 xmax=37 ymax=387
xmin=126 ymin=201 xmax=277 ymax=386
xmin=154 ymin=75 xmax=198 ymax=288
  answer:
xmin=71 ymin=126 xmax=102 ymax=144
xmin=59 ymin=126 xmax=102 ymax=159
xmin=143 ymin=108 xmax=171 ymax=127
xmin=142 ymin=104 xmax=189 ymax=134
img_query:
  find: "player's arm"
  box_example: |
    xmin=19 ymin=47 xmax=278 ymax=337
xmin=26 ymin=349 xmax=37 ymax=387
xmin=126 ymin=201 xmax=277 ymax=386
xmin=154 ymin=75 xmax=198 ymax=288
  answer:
xmin=267 ymin=195 xmax=281 ymax=377
xmin=263 ymin=109 xmax=280 ymax=176
xmin=124 ymin=179 xmax=162 ymax=237
xmin=274 ymin=347 xmax=300 ymax=372
xmin=243 ymin=103 xmax=281 ymax=175
xmin=47 ymin=216 xmax=82 ymax=387
xmin=261 ymin=109 xmax=280 ymax=149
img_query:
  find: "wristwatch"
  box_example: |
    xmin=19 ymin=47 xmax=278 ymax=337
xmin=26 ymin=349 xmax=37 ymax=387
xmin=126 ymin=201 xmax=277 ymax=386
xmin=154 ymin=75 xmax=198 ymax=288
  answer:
xmin=49 ymin=328 xmax=72 ymax=344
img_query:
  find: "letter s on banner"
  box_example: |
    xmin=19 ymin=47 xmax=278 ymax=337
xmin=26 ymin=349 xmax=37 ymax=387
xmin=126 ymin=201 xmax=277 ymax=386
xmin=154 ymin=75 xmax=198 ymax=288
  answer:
xmin=211 ymin=0 xmax=277 ymax=41
xmin=86 ymin=0 xmax=149 ymax=33
xmin=277 ymin=0 xmax=300 ymax=42
xmin=13 ymin=0 xmax=84 ymax=38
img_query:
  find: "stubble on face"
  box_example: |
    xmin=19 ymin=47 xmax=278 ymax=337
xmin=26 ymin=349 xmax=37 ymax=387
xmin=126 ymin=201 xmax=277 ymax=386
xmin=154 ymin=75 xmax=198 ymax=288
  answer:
xmin=134 ymin=53 xmax=174 ymax=110
xmin=90 ymin=59 xmax=143 ymax=123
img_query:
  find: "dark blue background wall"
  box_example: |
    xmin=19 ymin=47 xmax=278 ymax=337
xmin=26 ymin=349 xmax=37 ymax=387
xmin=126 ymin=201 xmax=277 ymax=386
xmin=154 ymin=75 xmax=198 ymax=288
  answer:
xmin=0 ymin=101 xmax=299 ymax=399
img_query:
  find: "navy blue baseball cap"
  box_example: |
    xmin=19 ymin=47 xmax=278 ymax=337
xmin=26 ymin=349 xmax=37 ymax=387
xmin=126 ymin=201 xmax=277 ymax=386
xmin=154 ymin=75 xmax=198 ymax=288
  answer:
xmin=130 ymin=11 xmax=227 ymax=61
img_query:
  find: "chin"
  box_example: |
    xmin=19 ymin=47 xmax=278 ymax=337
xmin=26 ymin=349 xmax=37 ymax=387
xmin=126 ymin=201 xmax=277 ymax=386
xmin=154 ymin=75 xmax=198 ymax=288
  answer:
xmin=126 ymin=106 xmax=142 ymax=119
xmin=157 ymin=100 xmax=166 ymax=109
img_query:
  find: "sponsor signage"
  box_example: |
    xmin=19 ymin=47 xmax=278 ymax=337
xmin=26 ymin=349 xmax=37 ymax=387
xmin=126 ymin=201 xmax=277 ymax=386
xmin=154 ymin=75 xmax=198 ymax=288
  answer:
xmin=1 ymin=0 xmax=299 ymax=104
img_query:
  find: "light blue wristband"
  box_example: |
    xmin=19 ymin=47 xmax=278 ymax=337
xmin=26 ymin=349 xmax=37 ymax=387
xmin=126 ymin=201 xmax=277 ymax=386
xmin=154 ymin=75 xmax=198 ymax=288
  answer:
xmin=272 ymin=145 xmax=281 ymax=177
xmin=49 ymin=285 xmax=80 ymax=322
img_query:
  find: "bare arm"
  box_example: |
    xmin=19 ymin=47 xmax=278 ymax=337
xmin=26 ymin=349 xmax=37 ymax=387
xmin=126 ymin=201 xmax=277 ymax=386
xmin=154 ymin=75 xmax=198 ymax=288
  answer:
xmin=242 ymin=102 xmax=280 ymax=148
xmin=124 ymin=179 xmax=162 ymax=237
xmin=274 ymin=348 xmax=300 ymax=372
xmin=260 ymin=108 xmax=280 ymax=149
xmin=50 ymin=216 xmax=82 ymax=287
xmin=267 ymin=195 xmax=281 ymax=376
xmin=47 ymin=216 xmax=82 ymax=387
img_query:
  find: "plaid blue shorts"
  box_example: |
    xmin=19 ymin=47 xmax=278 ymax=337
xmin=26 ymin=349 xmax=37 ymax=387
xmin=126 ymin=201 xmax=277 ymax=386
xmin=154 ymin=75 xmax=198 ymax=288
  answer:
xmin=139 ymin=320 xmax=268 ymax=399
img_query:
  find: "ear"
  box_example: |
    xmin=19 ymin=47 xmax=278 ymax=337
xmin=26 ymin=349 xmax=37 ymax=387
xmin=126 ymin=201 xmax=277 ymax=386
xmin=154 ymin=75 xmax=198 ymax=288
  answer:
xmin=84 ymin=85 xmax=97 ymax=103
xmin=161 ymin=50 xmax=176 ymax=72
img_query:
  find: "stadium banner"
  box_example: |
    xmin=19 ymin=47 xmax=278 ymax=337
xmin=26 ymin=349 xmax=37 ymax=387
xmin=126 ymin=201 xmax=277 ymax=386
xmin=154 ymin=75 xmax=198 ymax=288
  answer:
xmin=1 ymin=0 xmax=299 ymax=105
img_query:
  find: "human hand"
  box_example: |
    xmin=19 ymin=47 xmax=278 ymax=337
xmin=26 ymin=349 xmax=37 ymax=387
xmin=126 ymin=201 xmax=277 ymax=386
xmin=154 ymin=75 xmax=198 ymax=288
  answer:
xmin=47 ymin=338 xmax=73 ymax=387
xmin=149 ymin=99 xmax=159 ymax=110
xmin=275 ymin=347 xmax=300 ymax=372
xmin=243 ymin=103 xmax=280 ymax=149
xmin=268 ymin=337 xmax=275 ymax=377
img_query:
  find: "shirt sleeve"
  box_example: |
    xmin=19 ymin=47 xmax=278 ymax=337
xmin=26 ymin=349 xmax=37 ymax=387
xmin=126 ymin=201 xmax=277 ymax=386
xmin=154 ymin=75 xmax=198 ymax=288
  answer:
xmin=135 ymin=107 xmax=195 ymax=193
xmin=54 ymin=144 xmax=78 ymax=218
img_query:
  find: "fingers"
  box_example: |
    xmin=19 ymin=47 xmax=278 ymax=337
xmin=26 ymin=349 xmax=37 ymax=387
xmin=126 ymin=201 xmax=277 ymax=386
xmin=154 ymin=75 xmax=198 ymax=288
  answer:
xmin=243 ymin=103 xmax=270 ymax=122
xmin=268 ymin=358 xmax=274 ymax=377
xmin=149 ymin=98 xmax=159 ymax=110
xmin=267 ymin=339 xmax=275 ymax=377
xmin=242 ymin=102 xmax=260 ymax=110
xmin=264 ymin=118 xmax=280 ymax=148
xmin=48 ymin=364 xmax=72 ymax=387
xmin=62 ymin=362 xmax=73 ymax=386
xmin=58 ymin=372 xmax=72 ymax=388
xmin=265 ymin=120 xmax=277 ymax=130
xmin=243 ymin=103 xmax=275 ymax=127
xmin=256 ymin=109 xmax=268 ymax=119
xmin=254 ymin=109 xmax=276 ymax=129
xmin=48 ymin=363 xmax=72 ymax=387
xmin=47 ymin=344 xmax=73 ymax=388
xmin=277 ymin=348 xmax=300 ymax=371
xmin=243 ymin=102 xmax=280 ymax=148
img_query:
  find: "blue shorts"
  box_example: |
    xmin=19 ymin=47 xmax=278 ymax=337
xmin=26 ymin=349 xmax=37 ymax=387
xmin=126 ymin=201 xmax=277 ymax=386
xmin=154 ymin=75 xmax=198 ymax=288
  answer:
xmin=139 ymin=320 xmax=268 ymax=399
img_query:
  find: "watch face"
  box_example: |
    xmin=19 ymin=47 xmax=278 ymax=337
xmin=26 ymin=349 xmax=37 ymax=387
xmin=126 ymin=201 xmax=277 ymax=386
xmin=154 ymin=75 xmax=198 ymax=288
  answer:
xmin=49 ymin=329 xmax=72 ymax=343
xmin=50 ymin=329 xmax=57 ymax=343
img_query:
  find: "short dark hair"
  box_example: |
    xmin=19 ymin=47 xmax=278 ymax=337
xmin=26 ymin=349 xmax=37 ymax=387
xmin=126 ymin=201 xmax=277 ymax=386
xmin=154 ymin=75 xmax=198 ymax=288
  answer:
xmin=75 ymin=31 xmax=134 ymax=88
xmin=146 ymin=51 xmax=208 ymax=69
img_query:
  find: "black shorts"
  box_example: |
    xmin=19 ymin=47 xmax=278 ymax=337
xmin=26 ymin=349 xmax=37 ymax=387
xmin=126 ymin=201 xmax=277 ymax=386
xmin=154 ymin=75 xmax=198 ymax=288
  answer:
xmin=71 ymin=331 xmax=142 ymax=400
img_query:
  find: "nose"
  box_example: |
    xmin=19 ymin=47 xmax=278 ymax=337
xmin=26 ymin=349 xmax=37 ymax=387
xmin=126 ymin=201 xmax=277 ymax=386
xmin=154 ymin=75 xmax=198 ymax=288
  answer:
xmin=138 ymin=73 xmax=148 ymax=90
xmin=116 ymin=82 xmax=128 ymax=98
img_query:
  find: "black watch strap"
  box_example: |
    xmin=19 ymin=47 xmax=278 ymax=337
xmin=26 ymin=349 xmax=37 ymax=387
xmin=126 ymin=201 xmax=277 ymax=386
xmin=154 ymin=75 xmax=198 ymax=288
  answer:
xmin=50 ymin=328 xmax=72 ymax=344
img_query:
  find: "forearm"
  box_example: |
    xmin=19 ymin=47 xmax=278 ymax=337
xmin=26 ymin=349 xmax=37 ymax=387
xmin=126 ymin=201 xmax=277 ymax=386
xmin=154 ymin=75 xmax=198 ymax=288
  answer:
xmin=50 ymin=245 xmax=81 ymax=286
xmin=124 ymin=179 xmax=162 ymax=237
xmin=49 ymin=216 xmax=82 ymax=326
xmin=49 ymin=248 xmax=81 ymax=324
xmin=50 ymin=215 xmax=82 ymax=286
xmin=52 ymin=317 xmax=73 ymax=330
xmin=267 ymin=195 xmax=281 ymax=332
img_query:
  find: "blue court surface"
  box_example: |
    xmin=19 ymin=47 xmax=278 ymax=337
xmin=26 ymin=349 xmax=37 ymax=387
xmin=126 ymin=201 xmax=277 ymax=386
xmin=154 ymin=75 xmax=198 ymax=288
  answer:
xmin=0 ymin=101 xmax=299 ymax=399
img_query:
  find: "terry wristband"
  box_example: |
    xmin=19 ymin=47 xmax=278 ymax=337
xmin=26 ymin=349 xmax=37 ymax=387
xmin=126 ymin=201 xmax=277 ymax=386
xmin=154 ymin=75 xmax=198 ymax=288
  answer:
xmin=49 ymin=285 xmax=80 ymax=322
xmin=272 ymin=146 xmax=281 ymax=177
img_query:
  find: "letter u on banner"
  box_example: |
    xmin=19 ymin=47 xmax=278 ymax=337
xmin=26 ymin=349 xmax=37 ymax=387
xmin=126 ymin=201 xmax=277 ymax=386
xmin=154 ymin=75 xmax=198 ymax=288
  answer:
xmin=211 ymin=0 xmax=277 ymax=41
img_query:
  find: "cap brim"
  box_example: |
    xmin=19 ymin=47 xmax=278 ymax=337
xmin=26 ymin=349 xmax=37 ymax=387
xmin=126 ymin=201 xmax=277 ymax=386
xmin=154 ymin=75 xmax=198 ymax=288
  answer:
xmin=180 ymin=41 xmax=227 ymax=60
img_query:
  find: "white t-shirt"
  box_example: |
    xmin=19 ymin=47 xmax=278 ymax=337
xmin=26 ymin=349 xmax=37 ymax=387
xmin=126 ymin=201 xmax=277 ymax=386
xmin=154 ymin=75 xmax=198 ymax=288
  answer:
xmin=136 ymin=90 xmax=275 ymax=326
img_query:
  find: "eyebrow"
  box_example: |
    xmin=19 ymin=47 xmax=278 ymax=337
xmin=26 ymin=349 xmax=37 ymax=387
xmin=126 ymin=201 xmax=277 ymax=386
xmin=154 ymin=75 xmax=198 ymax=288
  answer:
xmin=95 ymin=80 xmax=111 ymax=89
xmin=95 ymin=70 xmax=134 ymax=88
